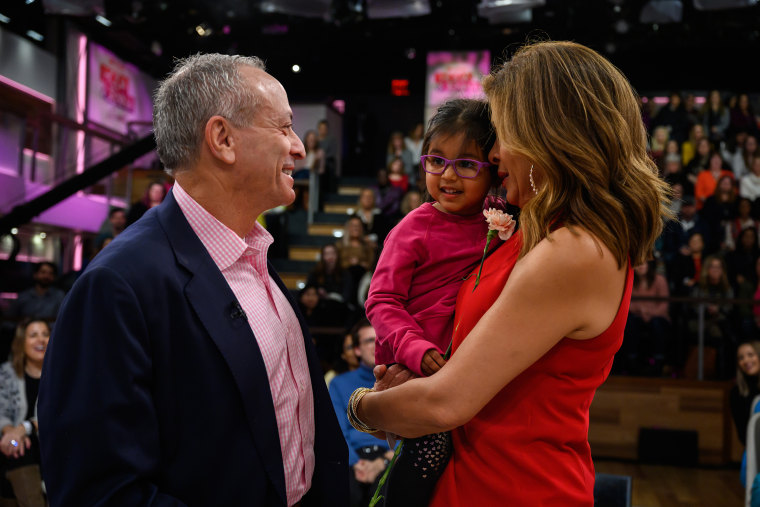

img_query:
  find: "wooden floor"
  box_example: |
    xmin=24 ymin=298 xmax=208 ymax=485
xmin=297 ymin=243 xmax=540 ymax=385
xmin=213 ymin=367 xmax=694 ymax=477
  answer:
xmin=595 ymin=458 xmax=745 ymax=506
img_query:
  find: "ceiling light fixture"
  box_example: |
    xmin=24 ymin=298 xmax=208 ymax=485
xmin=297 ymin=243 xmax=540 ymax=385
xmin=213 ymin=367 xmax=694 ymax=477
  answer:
xmin=0 ymin=13 xmax=10 ymax=23
xmin=95 ymin=15 xmax=112 ymax=27
xmin=26 ymin=30 xmax=44 ymax=42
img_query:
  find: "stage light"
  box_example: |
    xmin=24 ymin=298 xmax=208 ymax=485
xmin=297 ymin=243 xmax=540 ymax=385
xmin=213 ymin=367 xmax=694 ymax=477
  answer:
xmin=291 ymin=64 xmax=301 ymax=73
xmin=26 ymin=30 xmax=44 ymax=42
xmin=0 ymin=13 xmax=10 ymax=23
xmin=39 ymin=233 xmax=47 ymax=239
xmin=10 ymin=228 xmax=18 ymax=235
xmin=95 ymin=15 xmax=112 ymax=27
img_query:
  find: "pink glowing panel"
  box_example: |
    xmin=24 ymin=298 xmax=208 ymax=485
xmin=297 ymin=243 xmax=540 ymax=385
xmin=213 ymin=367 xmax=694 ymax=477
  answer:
xmin=425 ymin=50 xmax=491 ymax=124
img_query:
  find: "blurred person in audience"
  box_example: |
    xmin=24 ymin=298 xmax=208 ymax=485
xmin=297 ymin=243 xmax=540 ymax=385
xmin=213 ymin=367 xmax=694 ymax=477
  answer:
xmin=400 ymin=188 xmax=424 ymax=217
xmin=687 ymin=255 xmax=736 ymax=379
xmin=700 ymin=174 xmax=738 ymax=254
xmin=685 ymin=136 xmax=713 ymax=186
xmin=370 ymin=168 xmax=404 ymax=220
xmin=682 ymin=123 xmax=706 ymax=167
xmin=94 ymin=207 xmax=127 ymax=248
xmin=386 ymin=156 xmax=410 ymax=193
xmin=293 ymin=129 xmax=325 ymax=181
xmin=618 ymin=259 xmax=672 ymax=376
xmin=337 ymin=216 xmax=376 ymax=273
xmin=6 ymin=262 xmax=65 ymax=324
xmin=297 ymin=283 xmax=332 ymax=328
xmin=670 ymin=230 xmax=707 ymax=297
xmin=695 ymin=151 xmax=734 ymax=210
xmin=730 ymin=341 xmax=760 ymax=450
xmin=683 ymin=93 xmax=701 ymax=128
xmin=730 ymin=93 xmax=759 ymax=140
xmin=661 ymin=196 xmax=708 ymax=283
xmin=731 ymin=229 xmax=760 ymax=341
xmin=404 ymin=122 xmax=425 ymax=181
xmin=324 ymin=332 xmax=361 ymax=390
xmin=307 ymin=243 xmax=354 ymax=321
xmin=126 ymin=180 xmax=167 ymax=226
xmin=0 ymin=318 xmax=48 ymax=507
xmin=317 ymin=119 xmax=338 ymax=198
xmin=725 ymin=133 xmax=758 ymax=180
xmin=651 ymin=91 xmax=690 ymax=145
xmin=741 ymin=156 xmax=760 ymax=207
xmin=648 ymin=125 xmax=670 ymax=168
xmin=353 ymin=187 xmax=393 ymax=250
xmin=662 ymin=153 xmax=692 ymax=196
xmin=730 ymin=198 xmax=759 ymax=246
xmin=328 ymin=319 xmax=393 ymax=507
xmin=666 ymin=182 xmax=684 ymax=217
xmin=727 ymin=226 xmax=760 ymax=290
xmin=366 ymin=97 xmax=503 ymax=378
xmin=702 ymin=89 xmax=730 ymax=145
xmin=386 ymin=130 xmax=415 ymax=187
xmin=37 ymin=53 xmax=348 ymax=506
xmin=733 ymin=340 xmax=760 ymax=491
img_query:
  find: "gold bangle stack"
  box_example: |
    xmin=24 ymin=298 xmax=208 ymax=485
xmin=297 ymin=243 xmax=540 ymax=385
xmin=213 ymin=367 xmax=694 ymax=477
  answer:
xmin=347 ymin=387 xmax=378 ymax=433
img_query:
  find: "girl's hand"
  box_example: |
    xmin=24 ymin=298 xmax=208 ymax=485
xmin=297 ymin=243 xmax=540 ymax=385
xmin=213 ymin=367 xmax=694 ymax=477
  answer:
xmin=421 ymin=349 xmax=447 ymax=376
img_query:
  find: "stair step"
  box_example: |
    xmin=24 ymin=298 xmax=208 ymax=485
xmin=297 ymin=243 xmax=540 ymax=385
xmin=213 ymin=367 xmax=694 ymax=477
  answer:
xmin=288 ymin=246 xmax=322 ymax=261
xmin=323 ymin=203 xmax=354 ymax=214
xmin=314 ymin=212 xmax=350 ymax=223
xmin=287 ymin=234 xmax=336 ymax=246
xmin=279 ymin=272 xmax=308 ymax=290
xmin=308 ymin=223 xmax=344 ymax=236
xmin=326 ymin=193 xmax=359 ymax=204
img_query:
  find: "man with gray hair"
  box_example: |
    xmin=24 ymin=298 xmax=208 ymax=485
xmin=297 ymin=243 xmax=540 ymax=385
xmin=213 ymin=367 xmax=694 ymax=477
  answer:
xmin=38 ymin=53 xmax=349 ymax=506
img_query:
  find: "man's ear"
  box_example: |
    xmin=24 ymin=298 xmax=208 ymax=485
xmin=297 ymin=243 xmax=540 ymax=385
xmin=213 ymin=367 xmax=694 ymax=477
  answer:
xmin=204 ymin=115 xmax=236 ymax=165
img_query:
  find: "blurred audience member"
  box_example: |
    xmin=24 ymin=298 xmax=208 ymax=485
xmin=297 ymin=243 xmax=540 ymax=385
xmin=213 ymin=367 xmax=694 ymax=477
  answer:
xmin=386 ymin=156 xmax=410 ymax=193
xmin=404 ymin=122 xmax=425 ymax=183
xmin=682 ymin=123 xmax=706 ymax=167
xmin=317 ymin=119 xmax=338 ymax=197
xmin=126 ymin=181 xmax=168 ymax=226
xmin=670 ymin=231 xmax=707 ymax=297
xmin=740 ymin=156 xmax=760 ymax=204
xmin=661 ymin=196 xmax=708 ymax=281
xmin=619 ymin=259 xmax=672 ymax=376
xmin=400 ymin=188 xmax=424 ymax=217
xmin=652 ymin=91 xmax=690 ymax=145
xmin=293 ymin=129 xmax=325 ymax=181
xmin=730 ymin=198 xmax=759 ymax=246
xmin=695 ymin=152 xmax=734 ymax=210
xmin=725 ymin=134 xmax=758 ymax=180
xmin=324 ymin=333 xmax=360 ymax=389
xmin=702 ymin=89 xmax=730 ymax=145
xmin=328 ymin=319 xmax=393 ymax=507
xmin=0 ymin=318 xmax=48 ymax=507
xmin=370 ymin=168 xmax=404 ymax=220
xmin=730 ymin=93 xmax=759 ymax=139
xmin=687 ymin=255 xmax=736 ymax=379
xmin=307 ymin=244 xmax=354 ymax=319
xmin=386 ymin=130 xmax=415 ymax=187
xmin=353 ymin=188 xmax=393 ymax=249
xmin=6 ymin=262 xmax=65 ymax=324
xmin=700 ymin=174 xmax=738 ymax=254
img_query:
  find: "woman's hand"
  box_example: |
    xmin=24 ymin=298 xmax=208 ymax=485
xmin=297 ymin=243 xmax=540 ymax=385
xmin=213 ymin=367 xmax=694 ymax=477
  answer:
xmin=0 ymin=425 xmax=30 ymax=458
xmin=373 ymin=364 xmax=418 ymax=392
xmin=421 ymin=349 xmax=447 ymax=376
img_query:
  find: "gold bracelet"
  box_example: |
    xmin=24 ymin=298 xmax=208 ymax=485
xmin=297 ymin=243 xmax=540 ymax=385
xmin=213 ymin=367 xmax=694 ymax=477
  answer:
xmin=347 ymin=387 xmax=378 ymax=433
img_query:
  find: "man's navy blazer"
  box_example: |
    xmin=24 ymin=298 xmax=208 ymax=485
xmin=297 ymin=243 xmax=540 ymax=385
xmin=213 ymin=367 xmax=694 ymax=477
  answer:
xmin=37 ymin=190 xmax=349 ymax=506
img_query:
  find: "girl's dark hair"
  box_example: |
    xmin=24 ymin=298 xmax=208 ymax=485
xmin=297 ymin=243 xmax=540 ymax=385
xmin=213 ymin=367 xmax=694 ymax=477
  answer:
xmin=421 ymin=98 xmax=497 ymax=181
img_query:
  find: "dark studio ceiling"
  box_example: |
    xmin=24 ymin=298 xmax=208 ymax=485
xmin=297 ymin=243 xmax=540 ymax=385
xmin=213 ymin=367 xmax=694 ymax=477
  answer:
xmin=3 ymin=0 xmax=760 ymax=100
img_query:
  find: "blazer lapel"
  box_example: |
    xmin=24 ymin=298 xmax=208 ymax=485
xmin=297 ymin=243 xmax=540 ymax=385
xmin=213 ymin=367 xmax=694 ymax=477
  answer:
xmin=157 ymin=191 xmax=287 ymax=504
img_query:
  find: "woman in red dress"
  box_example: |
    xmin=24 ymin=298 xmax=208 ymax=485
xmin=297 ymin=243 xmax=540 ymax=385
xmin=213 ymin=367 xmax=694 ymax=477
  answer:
xmin=349 ymin=40 xmax=672 ymax=506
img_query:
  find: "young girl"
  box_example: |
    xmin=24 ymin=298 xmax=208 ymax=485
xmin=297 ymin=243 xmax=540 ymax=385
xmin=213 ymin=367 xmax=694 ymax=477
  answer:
xmin=366 ymin=98 xmax=513 ymax=377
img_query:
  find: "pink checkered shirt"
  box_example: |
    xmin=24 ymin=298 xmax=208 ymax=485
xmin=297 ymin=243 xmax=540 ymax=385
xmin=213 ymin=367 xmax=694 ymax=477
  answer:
xmin=173 ymin=182 xmax=315 ymax=506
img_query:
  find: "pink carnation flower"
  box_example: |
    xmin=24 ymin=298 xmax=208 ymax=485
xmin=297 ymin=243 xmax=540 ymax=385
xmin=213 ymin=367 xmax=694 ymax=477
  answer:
xmin=483 ymin=208 xmax=516 ymax=241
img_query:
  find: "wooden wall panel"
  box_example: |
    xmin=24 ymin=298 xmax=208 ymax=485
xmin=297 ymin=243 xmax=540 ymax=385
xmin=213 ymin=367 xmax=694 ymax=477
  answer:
xmin=589 ymin=376 xmax=736 ymax=465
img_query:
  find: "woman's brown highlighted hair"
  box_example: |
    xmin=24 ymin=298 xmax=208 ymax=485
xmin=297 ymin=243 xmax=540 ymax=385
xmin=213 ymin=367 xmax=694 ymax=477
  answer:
xmin=484 ymin=40 xmax=672 ymax=266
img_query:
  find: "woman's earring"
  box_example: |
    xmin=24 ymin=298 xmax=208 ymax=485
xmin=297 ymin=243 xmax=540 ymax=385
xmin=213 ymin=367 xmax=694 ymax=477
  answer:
xmin=529 ymin=164 xmax=538 ymax=195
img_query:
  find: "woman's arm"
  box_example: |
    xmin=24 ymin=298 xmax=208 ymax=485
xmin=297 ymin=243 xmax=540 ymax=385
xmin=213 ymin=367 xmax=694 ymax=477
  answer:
xmin=359 ymin=227 xmax=628 ymax=437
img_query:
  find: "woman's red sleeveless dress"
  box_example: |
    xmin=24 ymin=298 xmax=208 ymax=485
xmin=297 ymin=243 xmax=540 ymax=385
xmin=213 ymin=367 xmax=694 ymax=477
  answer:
xmin=429 ymin=231 xmax=633 ymax=506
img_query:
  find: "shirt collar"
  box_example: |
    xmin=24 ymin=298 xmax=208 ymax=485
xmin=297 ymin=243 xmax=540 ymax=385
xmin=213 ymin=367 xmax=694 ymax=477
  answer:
xmin=172 ymin=181 xmax=273 ymax=271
